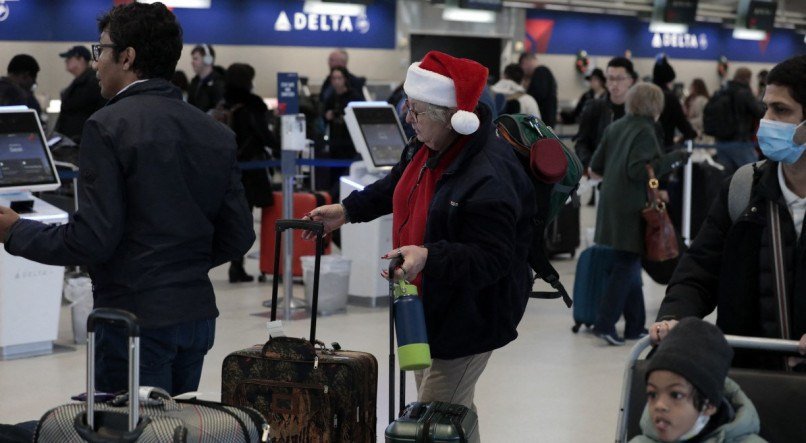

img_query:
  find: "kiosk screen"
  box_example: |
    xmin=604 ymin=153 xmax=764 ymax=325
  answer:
xmin=352 ymin=107 xmax=406 ymax=168
xmin=0 ymin=110 xmax=59 ymax=190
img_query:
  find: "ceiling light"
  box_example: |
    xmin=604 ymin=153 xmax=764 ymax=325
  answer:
xmin=649 ymin=21 xmax=689 ymax=34
xmin=303 ymin=1 xmax=367 ymax=16
xmin=442 ymin=7 xmax=496 ymax=23
xmin=137 ymin=0 xmax=211 ymax=8
xmin=732 ymin=28 xmax=767 ymax=41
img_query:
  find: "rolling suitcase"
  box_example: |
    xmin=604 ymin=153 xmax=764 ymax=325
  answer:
xmin=259 ymin=191 xmax=332 ymax=278
xmin=35 ymin=308 xmax=268 ymax=442
xmin=223 ymin=219 xmax=378 ymax=443
xmin=385 ymin=402 xmax=478 ymax=443
xmin=383 ymin=259 xmax=478 ymax=443
xmin=544 ymin=201 xmax=580 ymax=258
xmin=571 ymin=245 xmax=616 ymax=332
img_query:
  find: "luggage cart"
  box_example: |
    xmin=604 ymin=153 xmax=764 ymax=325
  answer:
xmin=616 ymin=335 xmax=805 ymax=443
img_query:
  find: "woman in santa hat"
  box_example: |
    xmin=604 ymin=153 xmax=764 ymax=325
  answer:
xmin=304 ymin=50 xmax=536 ymax=442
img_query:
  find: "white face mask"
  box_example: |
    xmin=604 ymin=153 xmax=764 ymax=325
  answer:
xmin=678 ymin=411 xmax=711 ymax=440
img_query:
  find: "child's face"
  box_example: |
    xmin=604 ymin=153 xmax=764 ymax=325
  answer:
xmin=646 ymin=371 xmax=716 ymax=442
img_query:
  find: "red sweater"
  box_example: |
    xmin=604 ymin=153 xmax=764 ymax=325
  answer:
xmin=392 ymin=136 xmax=468 ymax=293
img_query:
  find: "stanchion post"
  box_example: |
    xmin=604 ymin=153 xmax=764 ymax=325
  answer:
xmin=682 ymin=140 xmax=693 ymax=246
xmin=280 ymin=147 xmax=295 ymax=321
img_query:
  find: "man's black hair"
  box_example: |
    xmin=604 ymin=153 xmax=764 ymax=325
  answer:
xmin=97 ymin=2 xmax=183 ymax=80
xmin=518 ymin=52 xmax=537 ymax=65
xmin=607 ymin=56 xmax=637 ymax=80
xmin=225 ymin=63 xmax=255 ymax=93
xmin=766 ymin=55 xmax=806 ymax=112
xmin=191 ymin=44 xmax=215 ymax=59
xmin=7 ymin=54 xmax=39 ymax=77
xmin=503 ymin=63 xmax=524 ymax=84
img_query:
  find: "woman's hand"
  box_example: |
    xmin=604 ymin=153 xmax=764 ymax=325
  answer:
xmin=301 ymin=204 xmax=346 ymax=240
xmin=380 ymin=245 xmax=428 ymax=281
xmin=649 ymin=319 xmax=679 ymax=344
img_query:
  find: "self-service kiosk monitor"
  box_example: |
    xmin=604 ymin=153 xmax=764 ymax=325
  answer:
xmin=344 ymin=102 xmax=407 ymax=174
xmin=0 ymin=108 xmax=61 ymax=193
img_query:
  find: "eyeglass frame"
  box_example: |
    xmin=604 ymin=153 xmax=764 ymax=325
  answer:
xmin=605 ymin=75 xmax=633 ymax=84
xmin=403 ymin=98 xmax=428 ymax=123
xmin=91 ymin=44 xmax=118 ymax=62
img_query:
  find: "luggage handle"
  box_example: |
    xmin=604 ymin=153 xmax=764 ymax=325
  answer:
xmin=83 ymin=308 xmax=143 ymax=436
xmin=271 ymin=219 xmax=324 ymax=344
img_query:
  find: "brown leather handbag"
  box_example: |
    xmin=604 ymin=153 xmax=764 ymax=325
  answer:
xmin=641 ymin=164 xmax=679 ymax=262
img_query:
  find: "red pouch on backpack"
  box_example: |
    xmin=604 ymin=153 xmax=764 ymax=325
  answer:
xmin=529 ymin=138 xmax=568 ymax=184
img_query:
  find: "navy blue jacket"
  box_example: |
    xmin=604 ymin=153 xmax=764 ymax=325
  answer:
xmin=343 ymin=106 xmax=536 ymax=359
xmin=5 ymin=79 xmax=254 ymax=328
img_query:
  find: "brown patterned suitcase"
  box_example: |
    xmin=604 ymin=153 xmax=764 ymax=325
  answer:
xmin=222 ymin=220 xmax=378 ymax=442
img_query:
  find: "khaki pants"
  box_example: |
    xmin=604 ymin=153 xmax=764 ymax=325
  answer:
xmin=414 ymin=351 xmax=492 ymax=443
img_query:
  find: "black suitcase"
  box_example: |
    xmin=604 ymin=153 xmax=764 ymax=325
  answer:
xmin=385 ymin=402 xmax=477 ymax=443
xmin=544 ymin=201 xmax=580 ymax=258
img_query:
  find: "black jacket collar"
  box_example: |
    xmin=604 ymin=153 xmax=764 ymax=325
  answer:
xmin=106 ymin=78 xmax=182 ymax=106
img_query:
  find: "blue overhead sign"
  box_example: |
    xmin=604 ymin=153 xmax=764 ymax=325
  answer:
xmin=525 ymin=9 xmax=804 ymax=63
xmin=0 ymin=0 xmax=396 ymax=49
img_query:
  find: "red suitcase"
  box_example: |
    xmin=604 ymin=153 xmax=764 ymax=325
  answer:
xmin=259 ymin=191 xmax=331 ymax=277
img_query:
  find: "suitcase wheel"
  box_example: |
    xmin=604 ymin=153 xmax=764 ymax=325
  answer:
xmin=572 ymin=323 xmax=581 ymax=333
xmin=258 ymin=273 xmax=267 ymax=283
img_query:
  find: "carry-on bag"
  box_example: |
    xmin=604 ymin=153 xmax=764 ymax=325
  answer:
xmin=383 ymin=259 xmax=477 ymax=443
xmin=616 ymin=335 xmax=806 ymax=443
xmin=571 ymin=245 xmax=616 ymax=332
xmin=544 ymin=201 xmax=580 ymax=258
xmin=35 ymin=308 xmax=269 ymax=442
xmin=222 ymin=219 xmax=378 ymax=443
xmin=384 ymin=402 xmax=478 ymax=443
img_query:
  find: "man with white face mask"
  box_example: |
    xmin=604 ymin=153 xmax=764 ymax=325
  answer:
xmin=651 ymin=55 xmax=806 ymax=371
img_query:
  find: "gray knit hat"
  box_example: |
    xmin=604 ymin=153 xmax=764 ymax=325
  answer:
xmin=647 ymin=318 xmax=733 ymax=405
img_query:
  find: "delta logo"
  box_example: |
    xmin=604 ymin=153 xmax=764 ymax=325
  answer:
xmin=274 ymin=11 xmax=370 ymax=34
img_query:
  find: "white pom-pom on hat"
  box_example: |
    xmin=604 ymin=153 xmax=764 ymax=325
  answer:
xmin=451 ymin=110 xmax=480 ymax=135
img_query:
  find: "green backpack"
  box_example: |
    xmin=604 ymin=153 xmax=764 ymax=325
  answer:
xmin=495 ymin=113 xmax=583 ymax=308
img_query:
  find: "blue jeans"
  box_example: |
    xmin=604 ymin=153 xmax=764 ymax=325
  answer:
xmin=715 ymin=141 xmax=758 ymax=176
xmin=594 ymin=250 xmax=645 ymax=337
xmin=95 ymin=318 xmax=215 ymax=396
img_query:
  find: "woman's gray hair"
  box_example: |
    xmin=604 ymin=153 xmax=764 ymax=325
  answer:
xmin=626 ymin=82 xmax=665 ymax=118
xmin=425 ymin=103 xmax=453 ymax=124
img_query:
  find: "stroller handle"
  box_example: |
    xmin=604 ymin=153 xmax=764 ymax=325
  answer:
xmin=615 ymin=335 xmax=801 ymax=442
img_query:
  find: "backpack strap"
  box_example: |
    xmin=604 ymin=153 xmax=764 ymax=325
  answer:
xmin=528 ymin=219 xmax=573 ymax=308
xmin=728 ymin=160 xmax=765 ymax=223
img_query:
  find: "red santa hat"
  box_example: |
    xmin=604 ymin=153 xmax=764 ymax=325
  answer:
xmin=403 ymin=51 xmax=489 ymax=135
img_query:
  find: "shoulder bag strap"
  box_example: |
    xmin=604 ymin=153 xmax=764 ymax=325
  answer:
xmin=768 ymin=200 xmax=791 ymax=340
xmin=645 ymin=164 xmax=660 ymax=205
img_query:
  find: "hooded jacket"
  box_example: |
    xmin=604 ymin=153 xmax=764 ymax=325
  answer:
xmin=629 ymin=378 xmax=765 ymax=443
xmin=342 ymin=105 xmax=536 ymax=359
xmin=5 ymin=78 xmax=255 ymax=328
xmin=491 ymin=79 xmax=541 ymax=118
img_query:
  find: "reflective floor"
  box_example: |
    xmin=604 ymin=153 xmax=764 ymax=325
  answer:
xmin=0 ymin=192 xmax=676 ymax=442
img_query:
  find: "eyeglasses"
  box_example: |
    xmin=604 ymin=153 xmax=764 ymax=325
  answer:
xmin=403 ymin=99 xmax=427 ymax=123
xmin=91 ymin=44 xmax=117 ymax=62
xmin=606 ymin=75 xmax=632 ymax=84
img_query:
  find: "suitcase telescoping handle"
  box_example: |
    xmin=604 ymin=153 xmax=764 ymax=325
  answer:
xmin=85 ymin=308 xmax=141 ymax=433
xmin=388 ymin=256 xmax=405 ymax=424
xmin=271 ymin=219 xmax=324 ymax=344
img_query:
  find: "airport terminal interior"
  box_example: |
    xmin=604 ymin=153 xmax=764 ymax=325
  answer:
xmin=0 ymin=0 xmax=804 ymax=441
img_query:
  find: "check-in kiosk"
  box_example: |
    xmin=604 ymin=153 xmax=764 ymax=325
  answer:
xmin=0 ymin=108 xmax=68 ymax=359
xmin=341 ymin=102 xmax=407 ymax=306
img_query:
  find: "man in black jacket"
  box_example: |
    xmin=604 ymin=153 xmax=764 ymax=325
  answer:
xmin=318 ymin=48 xmax=366 ymax=105
xmin=55 ymin=46 xmax=105 ymax=143
xmin=0 ymin=3 xmax=254 ymax=395
xmin=188 ymin=43 xmax=225 ymax=112
xmin=0 ymin=54 xmax=41 ymax=113
xmin=519 ymin=52 xmax=557 ymax=127
xmin=652 ymin=55 xmax=806 ymax=370
xmin=574 ymin=56 xmax=637 ymax=170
